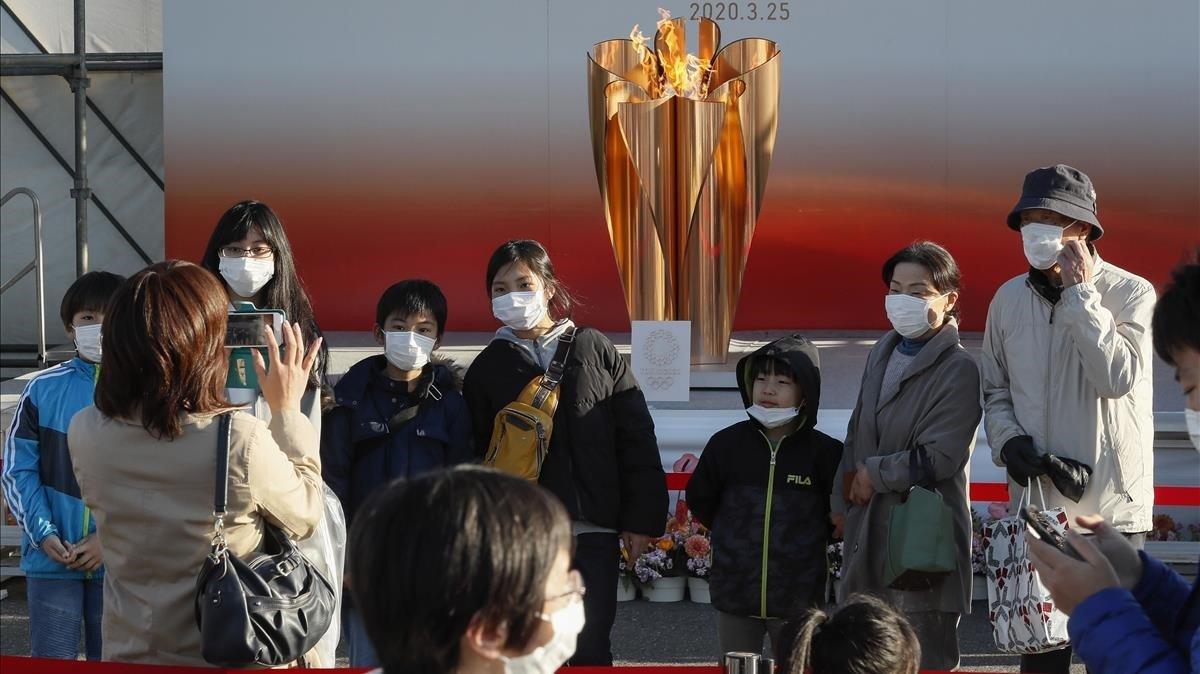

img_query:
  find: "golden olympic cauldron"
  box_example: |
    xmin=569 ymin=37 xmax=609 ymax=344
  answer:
xmin=588 ymin=13 xmax=780 ymax=364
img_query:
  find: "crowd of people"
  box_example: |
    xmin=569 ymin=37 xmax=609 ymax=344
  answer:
xmin=2 ymin=163 xmax=1197 ymax=673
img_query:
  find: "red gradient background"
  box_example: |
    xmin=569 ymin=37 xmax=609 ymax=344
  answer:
xmin=164 ymin=1 xmax=1199 ymax=333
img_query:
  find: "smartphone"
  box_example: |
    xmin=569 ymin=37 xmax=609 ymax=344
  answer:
xmin=225 ymin=310 xmax=284 ymax=348
xmin=1019 ymin=506 xmax=1084 ymax=561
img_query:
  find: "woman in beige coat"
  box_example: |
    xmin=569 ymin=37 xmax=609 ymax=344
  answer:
xmin=68 ymin=261 xmax=325 ymax=666
xmin=830 ymin=242 xmax=982 ymax=671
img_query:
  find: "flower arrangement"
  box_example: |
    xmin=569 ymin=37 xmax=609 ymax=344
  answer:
xmin=684 ymin=533 xmax=711 ymax=578
xmin=827 ymin=541 xmax=843 ymax=580
xmin=1150 ymin=514 xmax=1200 ymax=542
xmin=634 ymin=543 xmax=677 ymax=582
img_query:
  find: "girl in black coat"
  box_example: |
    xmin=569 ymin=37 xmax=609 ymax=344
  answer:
xmin=463 ymin=240 xmax=667 ymax=665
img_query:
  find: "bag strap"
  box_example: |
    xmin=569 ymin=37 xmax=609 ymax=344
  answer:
xmin=907 ymin=444 xmax=935 ymax=491
xmin=531 ymin=326 xmax=577 ymax=407
xmin=210 ymin=412 xmax=233 ymax=555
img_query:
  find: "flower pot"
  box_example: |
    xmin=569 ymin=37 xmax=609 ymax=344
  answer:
xmin=617 ymin=575 xmax=637 ymax=602
xmin=642 ymin=575 xmax=686 ymax=602
xmin=687 ymin=576 xmax=711 ymax=603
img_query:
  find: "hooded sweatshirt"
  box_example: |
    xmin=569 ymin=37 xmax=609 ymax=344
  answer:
xmin=686 ymin=335 xmax=844 ymax=619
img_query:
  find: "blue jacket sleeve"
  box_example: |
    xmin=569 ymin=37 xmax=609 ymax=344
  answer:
xmin=1070 ymin=587 xmax=1193 ymax=674
xmin=1132 ymin=551 xmax=1193 ymax=638
xmin=319 ymin=405 xmax=353 ymax=509
xmin=1 ymin=385 xmax=58 ymax=546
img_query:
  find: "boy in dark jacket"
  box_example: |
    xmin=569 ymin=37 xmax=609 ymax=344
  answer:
xmin=687 ymin=335 xmax=843 ymax=658
xmin=321 ymin=279 xmax=472 ymax=667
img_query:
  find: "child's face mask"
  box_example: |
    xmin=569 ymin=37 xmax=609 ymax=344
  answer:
xmin=492 ymin=290 xmax=548 ymax=331
xmin=384 ymin=330 xmax=435 ymax=372
xmin=72 ymin=323 xmax=103 ymax=363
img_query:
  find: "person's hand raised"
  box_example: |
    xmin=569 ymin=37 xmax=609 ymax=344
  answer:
xmin=252 ymin=321 xmax=322 ymax=415
xmin=1027 ymin=528 xmax=1120 ymax=614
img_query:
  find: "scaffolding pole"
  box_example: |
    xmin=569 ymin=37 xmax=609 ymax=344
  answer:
xmin=70 ymin=0 xmax=89 ymax=278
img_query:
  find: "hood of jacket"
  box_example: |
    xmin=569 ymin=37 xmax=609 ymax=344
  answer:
xmin=735 ymin=335 xmax=822 ymax=433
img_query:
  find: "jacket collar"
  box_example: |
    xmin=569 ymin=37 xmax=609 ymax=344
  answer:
xmin=874 ymin=320 xmax=963 ymax=412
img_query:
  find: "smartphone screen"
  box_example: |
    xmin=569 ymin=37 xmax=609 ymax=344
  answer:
xmin=225 ymin=312 xmax=282 ymax=348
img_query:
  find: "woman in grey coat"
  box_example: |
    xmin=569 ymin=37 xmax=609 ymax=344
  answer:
xmin=831 ymin=241 xmax=983 ymax=671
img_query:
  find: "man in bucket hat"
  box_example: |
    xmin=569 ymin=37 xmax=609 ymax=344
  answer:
xmin=980 ymin=164 xmax=1157 ymax=674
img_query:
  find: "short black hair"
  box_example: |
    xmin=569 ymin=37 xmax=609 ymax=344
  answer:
xmin=59 ymin=271 xmax=125 ymax=329
xmin=485 ymin=239 xmax=578 ymax=320
xmin=1152 ymin=255 xmax=1200 ymax=366
xmin=778 ymin=594 xmax=921 ymax=674
xmin=348 ymin=466 xmax=572 ymax=674
xmin=882 ymin=241 xmax=963 ymax=319
xmin=375 ymin=279 xmax=448 ymax=337
xmin=749 ymin=354 xmax=796 ymax=382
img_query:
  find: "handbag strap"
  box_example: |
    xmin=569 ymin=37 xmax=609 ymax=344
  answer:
xmin=210 ymin=412 xmax=233 ymax=554
xmin=907 ymin=445 xmax=935 ymax=490
xmin=531 ymin=326 xmax=577 ymax=407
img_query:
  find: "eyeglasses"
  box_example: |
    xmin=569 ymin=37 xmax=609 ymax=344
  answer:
xmin=545 ymin=569 xmax=587 ymax=605
xmin=219 ymin=245 xmax=274 ymax=259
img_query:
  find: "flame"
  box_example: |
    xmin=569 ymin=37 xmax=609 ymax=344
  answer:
xmin=629 ymin=8 xmax=713 ymax=100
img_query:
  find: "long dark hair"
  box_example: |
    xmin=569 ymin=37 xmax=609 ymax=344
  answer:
xmin=95 ymin=261 xmax=233 ymax=440
xmin=485 ymin=239 xmax=578 ymax=321
xmin=349 ymin=466 xmax=573 ymax=674
xmin=881 ymin=240 xmax=963 ymax=319
xmin=777 ymin=595 xmax=921 ymax=674
xmin=200 ymin=200 xmax=327 ymax=388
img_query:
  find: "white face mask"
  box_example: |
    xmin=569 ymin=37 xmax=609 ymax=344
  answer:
xmin=747 ymin=404 xmax=801 ymax=429
xmin=1021 ymin=222 xmax=1068 ymax=270
xmin=383 ymin=330 xmax=434 ymax=371
xmin=72 ymin=323 xmax=103 ymax=363
xmin=1186 ymin=408 xmax=1200 ymax=452
xmin=499 ymin=600 xmax=585 ymax=674
xmin=218 ymin=256 xmax=275 ymax=298
xmin=492 ymin=290 xmax=548 ymax=331
xmin=885 ymin=293 xmax=945 ymax=339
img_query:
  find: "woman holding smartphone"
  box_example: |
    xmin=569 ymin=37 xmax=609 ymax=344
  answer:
xmin=463 ymin=239 xmax=667 ymax=665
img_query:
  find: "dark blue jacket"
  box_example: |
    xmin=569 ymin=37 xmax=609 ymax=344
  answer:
xmin=1071 ymin=552 xmax=1200 ymax=673
xmin=321 ymin=355 xmax=472 ymax=523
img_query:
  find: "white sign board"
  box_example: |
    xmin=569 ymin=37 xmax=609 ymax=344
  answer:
xmin=631 ymin=321 xmax=691 ymax=402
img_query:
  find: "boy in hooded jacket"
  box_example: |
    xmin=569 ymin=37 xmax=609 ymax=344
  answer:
xmin=321 ymin=279 xmax=472 ymax=667
xmin=687 ymin=335 xmax=844 ymax=657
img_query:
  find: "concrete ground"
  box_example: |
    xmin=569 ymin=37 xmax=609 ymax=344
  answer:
xmin=1 ymin=577 xmax=1084 ymax=672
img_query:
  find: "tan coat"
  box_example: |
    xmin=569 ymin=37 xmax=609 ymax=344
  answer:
xmin=832 ymin=322 xmax=982 ymax=615
xmin=68 ymin=407 xmax=323 ymax=666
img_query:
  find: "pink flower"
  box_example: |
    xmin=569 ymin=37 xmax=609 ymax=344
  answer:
xmin=987 ymin=502 xmax=1010 ymax=520
xmin=684 ymin=534 xmax=711 ymax=559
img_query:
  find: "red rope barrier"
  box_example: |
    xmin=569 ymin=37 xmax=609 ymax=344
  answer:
xmin=665 ymin=474 xmax=1200 ymax=506
xmin=0 ymin=657 xmax=998 ymax=673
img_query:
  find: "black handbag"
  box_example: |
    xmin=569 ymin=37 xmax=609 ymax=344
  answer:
xmin=194 ymin=412 xmax=336 ymax=667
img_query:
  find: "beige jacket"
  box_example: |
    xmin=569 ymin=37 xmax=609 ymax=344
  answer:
xmin=68 ymin=407 xmax=323 ymax=666
xmin=832 ymin=322 xmax=982 ymax=614
xmin=981 ymin=257 xmax=1156 ymax=532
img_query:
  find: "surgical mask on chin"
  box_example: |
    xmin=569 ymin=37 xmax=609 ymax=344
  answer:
xmin=218 ymin=256 xmax=275 ymax=298
xmin=747 ymin=404 xmax=800 ymax=429
xmin=383 ymin=330 xmax=434 ymax=371
xmin=884 ymin=293 xmax=945 ymax=339
xmin=492 ymin=290 xmax=548 ymax=331
xmin=1021 ymin=223 xmax=1066 ymax=270
xmin=498 ymin=600 xmax=585 ymax=674
xmin=1186 ymin=408 xmax=1200 ymax=452
xmin=72 ymin=323 xmax=102 ymax=363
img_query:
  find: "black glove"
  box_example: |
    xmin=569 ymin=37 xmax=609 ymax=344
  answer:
xmin=1043 ymin=454 xmax=1092 ymax=503
xmin=1001 ymin=436 xmax=1046 ymax=487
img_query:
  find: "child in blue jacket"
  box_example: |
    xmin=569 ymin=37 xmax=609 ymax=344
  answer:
xmin=2 ymin=271 xmax=123 ymax=659
xmin=321 ymin=279 xmax=472 ymax=667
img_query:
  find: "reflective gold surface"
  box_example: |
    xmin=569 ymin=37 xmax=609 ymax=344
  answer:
xmin=588 ymin=20 xmax=779 ymax=363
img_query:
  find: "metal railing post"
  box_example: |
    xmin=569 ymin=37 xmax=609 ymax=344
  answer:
xmin=0 ymin=187 xmax=47 ymax=366
xmin=70 ymin=0 xmax=90 ymax=277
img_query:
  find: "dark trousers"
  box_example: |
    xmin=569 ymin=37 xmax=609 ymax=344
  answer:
xmin=1020 ymin=531 xmax=1146 ymax=674
xmin=570 ymin=532 xmax=619 ymax=665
